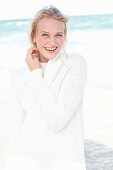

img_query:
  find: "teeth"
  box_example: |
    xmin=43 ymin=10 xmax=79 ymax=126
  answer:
xmin=45 ymin=47 xmax=56 ymax=51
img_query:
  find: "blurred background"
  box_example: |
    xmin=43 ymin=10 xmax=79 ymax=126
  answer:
xmin=0 ymin=0 xmax=113 ymax=169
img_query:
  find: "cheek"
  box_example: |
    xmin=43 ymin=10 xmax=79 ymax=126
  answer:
xmin=57 ymin=38 xmax=65 ymax=46
xmin=36 ymin=37 xmax=46 ymax=47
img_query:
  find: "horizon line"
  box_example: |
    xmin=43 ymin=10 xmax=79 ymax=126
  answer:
xmin=0 ymin=13 xmax=113 ymax=22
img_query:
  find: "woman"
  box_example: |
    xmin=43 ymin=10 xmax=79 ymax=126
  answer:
xmin=4 ymin=5 xmax=87 ymax=170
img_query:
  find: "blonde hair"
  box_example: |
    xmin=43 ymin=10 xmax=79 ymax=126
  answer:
xmin=28 ymin=5 xmax=69 ymax=47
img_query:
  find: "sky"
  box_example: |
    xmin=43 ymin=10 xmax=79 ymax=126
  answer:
xmin=0 ymin=0 xmax=113 ymax=20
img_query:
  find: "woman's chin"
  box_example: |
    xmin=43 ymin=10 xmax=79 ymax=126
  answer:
xmin=39 ymin=49 xmax=60 ymax=62
xmin=43 ymin=53 xmax=58 ymax=60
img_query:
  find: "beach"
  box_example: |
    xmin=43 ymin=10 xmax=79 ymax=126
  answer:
xmin=84 ymin=87 xmax=113 ymax=169
xmin=0 ymin=14 xmax=113 ymax=169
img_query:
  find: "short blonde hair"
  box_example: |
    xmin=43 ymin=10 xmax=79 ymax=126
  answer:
xmin=28 ymin=5 xmax=69 ymax=47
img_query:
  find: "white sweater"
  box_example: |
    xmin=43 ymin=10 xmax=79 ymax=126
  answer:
xmin=40 ymin=62 xmax=47 ymax=76
xmin=4 ymin=50 xmax=87 ymax=170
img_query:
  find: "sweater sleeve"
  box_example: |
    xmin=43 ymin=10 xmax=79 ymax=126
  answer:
xmin=19 ymin=57 xmax=87 ymax=132
xmin=1 ymin=74 xmax=27 ymax=153
xmin=8 ymin=74 xmax=26 ymax=131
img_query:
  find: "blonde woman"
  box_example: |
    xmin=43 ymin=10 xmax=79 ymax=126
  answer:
xmin=4 ymin=6 xmax=87 ymax=170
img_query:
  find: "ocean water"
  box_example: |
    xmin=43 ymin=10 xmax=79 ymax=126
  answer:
xmin=0 ymin=14 xmax=113 ymax=90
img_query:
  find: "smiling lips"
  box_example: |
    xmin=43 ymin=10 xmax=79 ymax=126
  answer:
xmin=44 ymin=47 xmax=57 ymax=53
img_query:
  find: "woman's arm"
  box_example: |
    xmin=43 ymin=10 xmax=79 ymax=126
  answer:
xmin=8 ymin=75 xmax=26 ymax=132
xmin=19 ymin=57 xmax=87 ymax=132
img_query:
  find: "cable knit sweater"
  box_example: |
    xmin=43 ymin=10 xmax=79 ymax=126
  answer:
xmin=4 ymin=50 xmax=87 ymax=170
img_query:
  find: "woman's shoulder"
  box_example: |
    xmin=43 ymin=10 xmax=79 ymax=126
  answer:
xmin=65 ymin=52 xmax=87 ymax=68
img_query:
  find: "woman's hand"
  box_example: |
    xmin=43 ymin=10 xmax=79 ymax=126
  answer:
xmin=25 ymin=47 xmax=41 ymax=72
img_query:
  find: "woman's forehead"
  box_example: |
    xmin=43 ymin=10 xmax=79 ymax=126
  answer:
xmin=37 ymin=18 xmax=65 ymax=32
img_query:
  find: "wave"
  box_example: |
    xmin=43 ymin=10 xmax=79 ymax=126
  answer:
xmin=68 ymin=29 xmax=113 ymax=44
xmin=68 ymin=14 xmax=113 ymax=31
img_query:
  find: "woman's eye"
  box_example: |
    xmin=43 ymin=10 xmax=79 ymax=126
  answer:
xmin=42 ymin=34 xmax=48 ymax=37
xmin=56 ymin=34 xmax=63 ymax=37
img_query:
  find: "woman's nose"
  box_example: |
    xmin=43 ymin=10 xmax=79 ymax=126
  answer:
xmin=48 ymin=37 xmax=56 ymax=45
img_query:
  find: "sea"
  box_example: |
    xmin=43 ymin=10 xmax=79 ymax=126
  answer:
xmin=0 ymin=14 xmax=113 ymax=169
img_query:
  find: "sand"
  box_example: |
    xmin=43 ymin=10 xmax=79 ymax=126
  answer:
xmin=84 ymin=86 xmax=113 ymax=169
xmin=84 ymin=86 xmax=113 ymax=149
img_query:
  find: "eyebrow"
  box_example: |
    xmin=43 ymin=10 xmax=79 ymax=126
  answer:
xmin=40 ymin=31 xmax=64 ymax=34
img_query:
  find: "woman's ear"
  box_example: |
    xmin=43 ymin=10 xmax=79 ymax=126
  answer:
xmin=33 ymin=37 xmax=36 ymax=44
xmin=33 ymin=37 xmax=37 ymax=47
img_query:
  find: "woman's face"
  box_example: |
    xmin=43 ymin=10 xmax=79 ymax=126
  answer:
xmin=34 ymin=18 xmax=65 ymax=62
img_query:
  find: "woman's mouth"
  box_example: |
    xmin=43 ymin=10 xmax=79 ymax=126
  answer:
xmin=44 ymin=47 xmax=57 ymax=53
